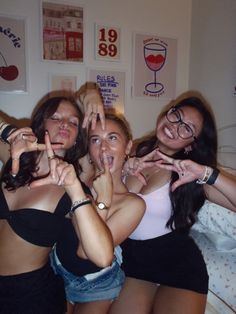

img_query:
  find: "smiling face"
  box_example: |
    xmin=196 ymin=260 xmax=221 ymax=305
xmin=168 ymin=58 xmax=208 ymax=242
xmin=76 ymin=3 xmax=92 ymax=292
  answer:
xmin=156 ymin=105 xmax=203 ymax=154
xmin=88 ymin=118 xmax=132 ymax=175
xmin=44 ymin=100 xmax=79 ymax=151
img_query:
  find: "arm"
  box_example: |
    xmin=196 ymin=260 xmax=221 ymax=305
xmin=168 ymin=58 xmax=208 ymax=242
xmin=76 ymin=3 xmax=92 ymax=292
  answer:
xmin=105 ymin=194 xmax=146 ymax=247
xmin=154 ymin=150 xmax=236 ymax=212
xmin=30 ymin=132 xmax=113 ymax=267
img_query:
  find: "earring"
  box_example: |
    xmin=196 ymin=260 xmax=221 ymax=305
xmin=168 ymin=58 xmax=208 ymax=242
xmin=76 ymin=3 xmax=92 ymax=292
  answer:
xmin=184 ymin=147 xmax=191 ymax=155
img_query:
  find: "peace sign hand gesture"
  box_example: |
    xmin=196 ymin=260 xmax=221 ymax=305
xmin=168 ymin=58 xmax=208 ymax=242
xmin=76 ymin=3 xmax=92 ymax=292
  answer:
xmin=123 ymin=149 xmax=161 ymax=185
xmin=154 ymin=150 xmax=206 ymax=191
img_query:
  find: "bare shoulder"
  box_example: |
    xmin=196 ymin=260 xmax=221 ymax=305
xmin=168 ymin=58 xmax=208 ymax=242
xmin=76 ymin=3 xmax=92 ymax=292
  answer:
xmin=122 ymin=191 xmax=146 ymax=212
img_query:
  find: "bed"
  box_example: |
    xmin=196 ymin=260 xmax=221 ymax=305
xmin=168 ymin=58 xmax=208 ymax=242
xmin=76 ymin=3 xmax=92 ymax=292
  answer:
xmin=190 ymin=124 xmax=236 ymax=314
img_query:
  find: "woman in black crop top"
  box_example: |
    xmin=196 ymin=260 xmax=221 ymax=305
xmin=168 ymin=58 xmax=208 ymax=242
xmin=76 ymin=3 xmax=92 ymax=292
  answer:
xmin=0 ymin=93 xmax=113 ymax=314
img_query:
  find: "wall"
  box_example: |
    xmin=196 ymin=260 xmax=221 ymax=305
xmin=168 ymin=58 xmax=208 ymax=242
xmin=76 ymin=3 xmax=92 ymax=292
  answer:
xmin=189 ymin=0 xmax=236 ymax=151
xmin=0 ymin=0 xmax=191 ymax=138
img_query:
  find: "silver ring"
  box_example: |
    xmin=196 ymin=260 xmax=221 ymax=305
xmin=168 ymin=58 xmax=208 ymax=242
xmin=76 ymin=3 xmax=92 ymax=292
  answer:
xmin=48 ymin=155 xmax=56 ymax=161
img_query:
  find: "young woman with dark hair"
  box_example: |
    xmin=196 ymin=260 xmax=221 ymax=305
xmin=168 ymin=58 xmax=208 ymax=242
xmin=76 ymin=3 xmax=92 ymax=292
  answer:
xmin=0 ymin=95 xmax=113 ymax=314
xmin=106 ymin=95 xmax=236 ymax=314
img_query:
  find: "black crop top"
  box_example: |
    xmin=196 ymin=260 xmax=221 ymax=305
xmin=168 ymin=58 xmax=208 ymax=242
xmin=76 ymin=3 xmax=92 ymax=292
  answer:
xmin=0 ymin=187 xmax=71 ymax=247
xmin=56 ymin=182 xmax=103 ymax=276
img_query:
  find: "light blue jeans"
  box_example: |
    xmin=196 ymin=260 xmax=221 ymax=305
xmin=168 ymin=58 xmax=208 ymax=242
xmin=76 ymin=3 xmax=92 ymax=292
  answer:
xmin=50 ymin=248 xmax=125 ymax=303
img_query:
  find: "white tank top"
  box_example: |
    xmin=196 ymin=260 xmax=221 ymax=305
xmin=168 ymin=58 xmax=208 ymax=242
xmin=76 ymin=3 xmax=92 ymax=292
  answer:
xmin=129 ymin=182 xmax=172 ymax=240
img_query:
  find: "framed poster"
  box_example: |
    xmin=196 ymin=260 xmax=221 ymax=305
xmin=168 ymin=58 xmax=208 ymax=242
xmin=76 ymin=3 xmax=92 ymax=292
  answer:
xmin=0 ymin=14 xmax=27 ymax=93
xmin=41 ymin=1 xmax=83 ymax=62
xmin=133 ymin=33 xmax=177 ymax=100
xmin=95 ymin=24 xmax=120 ymax=61
xmin=88 ymin=68 xmax=125 ymax=113
xmin=49 ymin=74 xmax=77 ymax=93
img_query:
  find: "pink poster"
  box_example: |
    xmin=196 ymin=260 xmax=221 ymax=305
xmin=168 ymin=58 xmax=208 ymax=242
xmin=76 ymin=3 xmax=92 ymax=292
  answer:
xmin=133 ymin=33 xmax=177 ymax=100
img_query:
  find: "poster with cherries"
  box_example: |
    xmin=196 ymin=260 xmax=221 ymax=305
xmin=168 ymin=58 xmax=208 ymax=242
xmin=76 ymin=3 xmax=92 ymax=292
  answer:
xmin=0 ymin=15 xmax=27 ymax=93
xmin=133 ymin=33 xmax=177 ymax=100
xmin=95 ymin=24 xmax=120 ymax=61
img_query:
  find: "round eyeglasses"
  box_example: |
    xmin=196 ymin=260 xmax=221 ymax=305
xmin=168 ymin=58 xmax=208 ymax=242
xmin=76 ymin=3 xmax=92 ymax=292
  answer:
xmin=166 ymin=107 xmax=196 ymax=140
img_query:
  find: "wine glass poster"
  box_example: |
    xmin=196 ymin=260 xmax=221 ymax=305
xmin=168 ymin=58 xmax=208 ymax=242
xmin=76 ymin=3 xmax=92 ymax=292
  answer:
xmin=133 ymin=33 xmax=177 ymax=100
xmin=0 ymin=15 xmax=27 ymax=93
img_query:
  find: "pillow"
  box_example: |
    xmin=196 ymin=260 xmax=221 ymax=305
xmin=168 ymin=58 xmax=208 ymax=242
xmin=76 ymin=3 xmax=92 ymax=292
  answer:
xmin=192 ymin=201 xmax=236 ymax=251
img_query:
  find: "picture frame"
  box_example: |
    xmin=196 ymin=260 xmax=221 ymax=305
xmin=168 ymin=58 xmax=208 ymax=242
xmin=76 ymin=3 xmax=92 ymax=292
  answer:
xmin=0 ymin=14 xmax=28 ymax=93
xmin=48 ymin=73 xmax=78 ymax=96
xmin=95 ymin=23 xmax=121 ymax=62
xmin=88 ymin=68 xmax=125 ymax=113
xmin=132 ymin=32 xmax=177 ymax=100
xmin=41 ymin=1 xmax=84 ymax=63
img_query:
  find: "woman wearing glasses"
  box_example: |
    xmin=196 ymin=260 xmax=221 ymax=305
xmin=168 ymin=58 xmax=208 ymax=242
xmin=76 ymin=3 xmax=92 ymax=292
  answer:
xmin=109 ymin=95 xmax=236 ymax=314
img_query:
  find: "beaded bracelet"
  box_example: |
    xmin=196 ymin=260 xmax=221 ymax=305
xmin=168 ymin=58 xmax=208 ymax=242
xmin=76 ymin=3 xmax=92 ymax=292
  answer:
xmin=196 ymin=166 xmax=213 ymax=184
xmin=70 ymin=198 xmax=92 ymax=216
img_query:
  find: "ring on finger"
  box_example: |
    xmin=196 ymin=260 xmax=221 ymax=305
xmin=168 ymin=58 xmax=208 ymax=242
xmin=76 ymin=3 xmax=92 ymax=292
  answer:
xmin=48 ymin=155 xmax=56 ymax=161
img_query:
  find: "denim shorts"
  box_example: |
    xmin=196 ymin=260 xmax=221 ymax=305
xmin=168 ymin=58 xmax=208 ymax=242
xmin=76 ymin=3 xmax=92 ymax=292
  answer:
xmin=50 ymin=249 xmax=125 ymax=303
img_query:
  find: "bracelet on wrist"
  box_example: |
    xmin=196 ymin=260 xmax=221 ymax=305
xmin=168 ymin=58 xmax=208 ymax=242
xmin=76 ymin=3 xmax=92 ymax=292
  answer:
xmin=206 ymin=168 xmax=220 ymax=185
xmin=196 ymin=166 xmax=213 ymax=184
xmin=70 ymin=198 xmax=91 ymax=216
xmin=0 ymin=124 xmax=18 ymax=144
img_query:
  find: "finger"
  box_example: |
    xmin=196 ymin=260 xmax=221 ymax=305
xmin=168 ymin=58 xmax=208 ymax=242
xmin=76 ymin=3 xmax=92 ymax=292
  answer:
xmin=82 ymin=103 xmax=92 ymax=128
xmin=45 ymin=131 xmax=57 ymax=178
xmin=7 ymin=127 xmax=33 ymax=143
xmin=45 ymin=131 xmax=54 ymax=158
xmin=21 ymin=133 xmax=37 ymax=143
xmin=30 ymin=176 xmax=53 ymax=188
xmin=58 ymin=164 xmax=71 ymax=185
xmin=142 ymin=149 xmax=158 ymax=162
xmin=155 ymin=150 xmax=173 ymax=164
xmin=91 ymin=112 xmax=98 ymax=130
xmin=32 ymin=143 xmax=63 ymax=152
xmin=102 ymin=152 xmax=110 ymax=174
xmin=135 ymin=172 xmax=147 ymax=185
xmin=11 ymin=157 xmax=20 ymax=177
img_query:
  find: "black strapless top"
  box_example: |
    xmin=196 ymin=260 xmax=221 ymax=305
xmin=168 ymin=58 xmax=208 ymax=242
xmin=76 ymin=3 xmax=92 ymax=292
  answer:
xmin=0 ymin=187 xmax=71 ymax=247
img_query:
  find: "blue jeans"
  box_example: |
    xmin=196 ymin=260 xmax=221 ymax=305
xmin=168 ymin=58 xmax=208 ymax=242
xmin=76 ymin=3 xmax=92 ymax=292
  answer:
xmin=50 ymin=248 xmax=125 ymax=303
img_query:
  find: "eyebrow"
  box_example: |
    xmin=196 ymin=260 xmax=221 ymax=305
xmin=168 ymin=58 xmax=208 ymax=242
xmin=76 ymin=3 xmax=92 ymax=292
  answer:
xmin=89 ymin=131 xmax=121 ymax=138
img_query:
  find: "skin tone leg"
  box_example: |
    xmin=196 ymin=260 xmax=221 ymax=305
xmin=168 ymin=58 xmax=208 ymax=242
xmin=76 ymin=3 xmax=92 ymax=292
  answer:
xmin=73 ymin=300 xmax=112 ymax=314
xmin=109 ymin=277 xmax=157 ymax=314
xmin=152 ymin=286 xmax=207 ymax=314
xmin=66 ymin=302 xmax=74 ymax=314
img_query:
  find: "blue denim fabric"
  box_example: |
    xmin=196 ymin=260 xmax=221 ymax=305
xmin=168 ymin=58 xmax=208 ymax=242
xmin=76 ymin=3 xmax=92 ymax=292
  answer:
xmin=50 ymin=248 xmax=125 ymax=303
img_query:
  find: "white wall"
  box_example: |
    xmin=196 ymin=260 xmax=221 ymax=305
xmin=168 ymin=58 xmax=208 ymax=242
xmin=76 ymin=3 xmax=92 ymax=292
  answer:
xmin=189 ymin=0 xmax=236 ymax=151
xmin=0 ymin=0 xmax=192 ymax=138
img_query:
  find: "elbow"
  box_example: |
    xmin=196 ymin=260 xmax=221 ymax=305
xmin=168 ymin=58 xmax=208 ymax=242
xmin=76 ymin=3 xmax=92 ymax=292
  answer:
xmin=95 ymin=246 xmax=114 ymax=268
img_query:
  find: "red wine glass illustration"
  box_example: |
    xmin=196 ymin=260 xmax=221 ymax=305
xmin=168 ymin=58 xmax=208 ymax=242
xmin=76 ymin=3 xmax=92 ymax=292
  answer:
xmin=144 ymin=43 xmax=167 ymax=93
xmin=0 ymin=51 xmax=19 ymax=81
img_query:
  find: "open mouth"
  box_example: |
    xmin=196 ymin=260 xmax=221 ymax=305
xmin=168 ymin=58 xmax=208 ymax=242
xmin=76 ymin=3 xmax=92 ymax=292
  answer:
xmin=163 ymin=125 xmax=175 ymax=139
xmin=100 ymin=155 xmax=114 ymax=167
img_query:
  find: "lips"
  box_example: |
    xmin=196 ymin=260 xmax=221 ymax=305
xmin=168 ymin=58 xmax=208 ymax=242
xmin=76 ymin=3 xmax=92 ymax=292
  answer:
xmin=58 ymin=130 xmax=70 ymax=138
xmin=163 ymin=125 xmax=175 ymax=139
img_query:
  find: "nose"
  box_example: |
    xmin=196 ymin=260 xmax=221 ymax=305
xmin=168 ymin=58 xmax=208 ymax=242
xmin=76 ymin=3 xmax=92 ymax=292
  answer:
xmin=60 ymin=118 xmax=69 ymax=128
xmin=101 ymin=139 xmax=109 ymax=151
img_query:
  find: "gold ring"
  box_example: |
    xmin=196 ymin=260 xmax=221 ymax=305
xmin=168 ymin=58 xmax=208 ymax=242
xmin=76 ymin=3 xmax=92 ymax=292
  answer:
xmin=12 ymin=157 xmax=19 ymax=161
xmin=48 ymin=155 xmax=56 ymax=161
